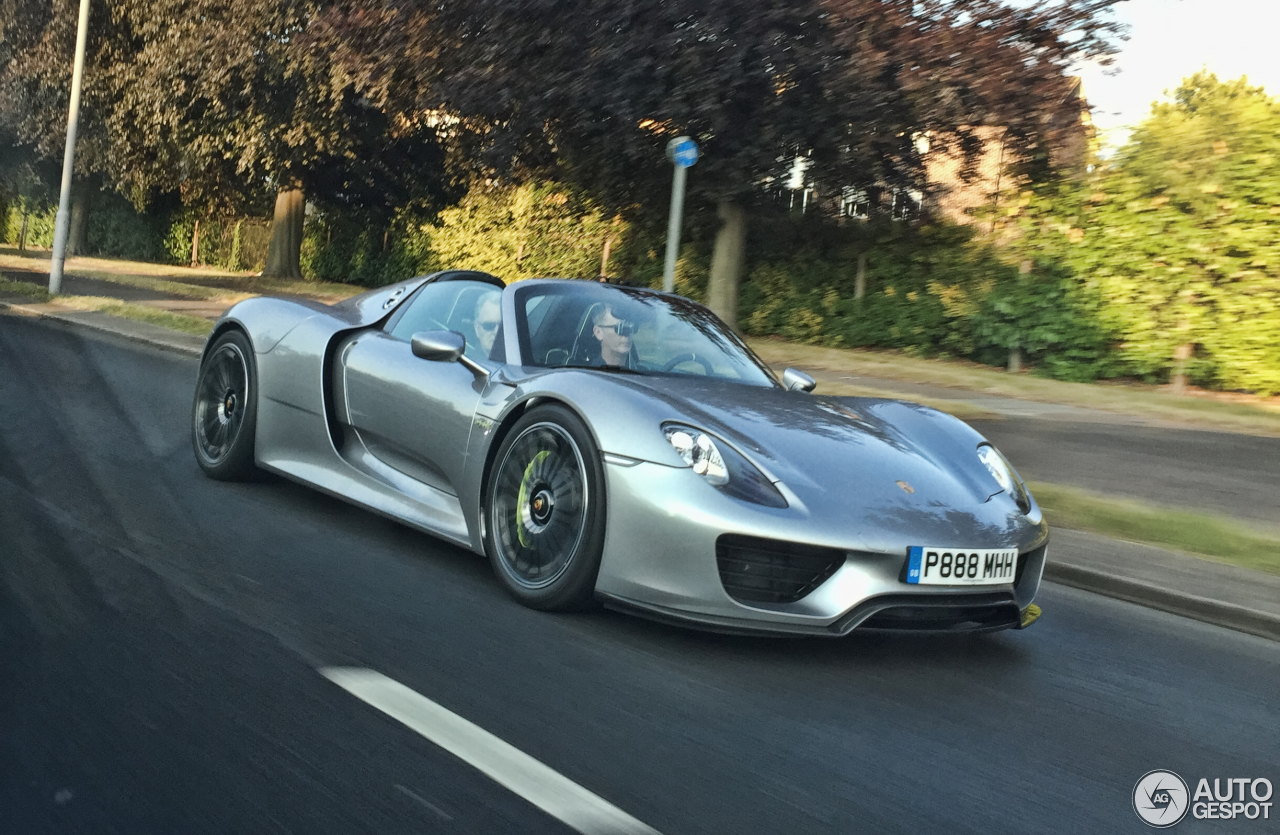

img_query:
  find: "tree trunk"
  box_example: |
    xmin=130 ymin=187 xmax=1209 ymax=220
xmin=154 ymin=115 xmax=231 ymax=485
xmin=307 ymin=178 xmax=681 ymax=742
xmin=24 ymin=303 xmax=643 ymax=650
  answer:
xmin=1009 ymin=260 xmax=1032 ymax=372
xmin=190 ymin=218 xmax=201 ymax=267
xmin=262 ymin=188 xmax=305 ymax=279
xmin=1171 ymin=342 xmax=1193 ymax=393
xmin=706 ymin=199 xmax=748 ymax=329
xmin=66 ymin=185 xmax=89 ymax=257
xmin=600 ymin=215 xmax=621 ymax=279
xmin=599 ymin=235 xmax=613 ymax=278
xmin=18 ymin=211 xmax=29 ymax=252
xmin=229 ymin=220 xmax=243 ymax=272
xmin=854 ymin=252 xmax=868 ymax=300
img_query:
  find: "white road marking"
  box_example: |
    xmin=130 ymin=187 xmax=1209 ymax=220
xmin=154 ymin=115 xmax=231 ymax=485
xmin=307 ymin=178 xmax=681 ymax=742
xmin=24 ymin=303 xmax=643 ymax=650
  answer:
xmin=320 ymin=667 xmax=663 ymax=835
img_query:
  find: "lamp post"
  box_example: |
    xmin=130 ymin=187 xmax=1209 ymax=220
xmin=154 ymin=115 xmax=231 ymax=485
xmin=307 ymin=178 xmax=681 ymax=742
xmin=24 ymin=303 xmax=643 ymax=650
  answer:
xmin=48 ymin=0 xmax=92 ymax=296
xmin=662 ymin=136 xmax=699 ymax=293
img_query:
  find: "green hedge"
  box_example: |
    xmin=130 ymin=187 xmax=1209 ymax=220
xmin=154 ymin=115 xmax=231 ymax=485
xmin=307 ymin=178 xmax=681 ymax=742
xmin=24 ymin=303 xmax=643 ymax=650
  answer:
xmin=0 ymin=190 xmax=269 ymax=270
xmin=165 ymin=215 xmax=272 ymax=272
xmin=2 ymin=203 xmax=56 ymax=247
xmin=731 ymin=214 xmax=1122 ymax=382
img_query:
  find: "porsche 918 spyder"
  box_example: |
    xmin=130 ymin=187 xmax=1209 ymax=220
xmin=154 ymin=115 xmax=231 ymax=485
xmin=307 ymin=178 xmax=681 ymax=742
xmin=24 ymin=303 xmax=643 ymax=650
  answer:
xmin=192 ymin=271 xmax=1047 ymax=635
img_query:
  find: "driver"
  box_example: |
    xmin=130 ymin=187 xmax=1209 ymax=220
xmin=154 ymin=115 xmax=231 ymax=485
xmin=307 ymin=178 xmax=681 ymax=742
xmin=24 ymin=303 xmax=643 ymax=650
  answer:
xmin=591 ymin=303 xmax=638 ymax=367
xmin=472 ymin=292 xmax=502 ymax=358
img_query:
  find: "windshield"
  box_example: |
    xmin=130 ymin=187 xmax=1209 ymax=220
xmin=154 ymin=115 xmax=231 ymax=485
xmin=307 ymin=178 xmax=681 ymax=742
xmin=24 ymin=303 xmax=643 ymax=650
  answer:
xmin=512 ymin=282 xmax=779 ymax=387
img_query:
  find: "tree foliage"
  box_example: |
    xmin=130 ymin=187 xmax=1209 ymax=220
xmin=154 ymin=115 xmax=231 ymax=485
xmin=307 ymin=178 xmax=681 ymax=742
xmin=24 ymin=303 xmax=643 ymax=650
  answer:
xmin=1007 ymin=72 xmax=1280 ymax=393
xmin=339 ymin=0 xmax=1120 ymax=211
xmin=319 ymin=0 xmax=1120 ymax=318
xmin=0 ymin=0 xmax=457 ymax=276
xmin=3 ymin=0 xmax=1121 ymax=282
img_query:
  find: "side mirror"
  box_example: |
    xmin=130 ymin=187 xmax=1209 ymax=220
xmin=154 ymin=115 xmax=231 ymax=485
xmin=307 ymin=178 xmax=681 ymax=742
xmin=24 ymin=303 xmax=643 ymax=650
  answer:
xmin=783 ymin=367 xmax=817 ymax=393
xmin=411 ymin=329 xmax=490 ymax=380
xmin=411 ymin=330 xmax=465 ymax=362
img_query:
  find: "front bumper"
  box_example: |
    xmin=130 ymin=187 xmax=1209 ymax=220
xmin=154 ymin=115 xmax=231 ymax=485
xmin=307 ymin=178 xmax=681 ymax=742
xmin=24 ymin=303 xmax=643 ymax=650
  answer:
xmin=594 ymin=459 xmax=1048 ymax=636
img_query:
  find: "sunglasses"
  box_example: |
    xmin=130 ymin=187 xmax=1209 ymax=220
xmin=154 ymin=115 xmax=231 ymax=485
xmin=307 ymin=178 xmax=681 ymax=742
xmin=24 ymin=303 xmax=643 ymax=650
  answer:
xmin=477 ymin=319 xmax=501 ymax=332
xmin=598 ymin=320 xmax=637 ymax=336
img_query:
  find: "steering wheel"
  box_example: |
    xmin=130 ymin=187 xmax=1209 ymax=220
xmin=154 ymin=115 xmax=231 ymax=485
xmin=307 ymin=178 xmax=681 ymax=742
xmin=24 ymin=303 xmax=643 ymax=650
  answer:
xmin=660 ymin=352 xmax=713 ymax=375
xmin=404 ymin=316 xmax=449 ymax=334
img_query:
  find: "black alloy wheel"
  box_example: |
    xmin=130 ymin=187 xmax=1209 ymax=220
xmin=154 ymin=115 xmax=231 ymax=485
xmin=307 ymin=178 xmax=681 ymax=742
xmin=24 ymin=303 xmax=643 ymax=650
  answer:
xmin=192 ymin=329 xmax=259 ymax=480
xmin=484 ymin=404 xmax=606 ymax=610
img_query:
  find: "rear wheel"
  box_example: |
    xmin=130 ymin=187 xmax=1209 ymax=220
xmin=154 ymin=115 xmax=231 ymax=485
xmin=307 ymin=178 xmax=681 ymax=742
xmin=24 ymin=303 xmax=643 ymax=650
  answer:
xmin=484 ymin=405 xmax=606 ymax=610
xmin=192 ymin=329 xmax=259 ymax=481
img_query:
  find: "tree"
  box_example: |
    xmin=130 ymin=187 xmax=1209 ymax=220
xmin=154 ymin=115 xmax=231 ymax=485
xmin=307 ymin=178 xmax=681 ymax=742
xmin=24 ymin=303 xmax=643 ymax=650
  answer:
xmin=107 ymin=0 xmax=460 ymax=276
xmin=1 ymin=0 xmax=124 ymax=255
xmin=1062 ymin=73 xmax=1280 ymax=394
xmin=361 ymin=0 xmax=837 ymax=326
xmin=328 ymin=0 xmax=1121 ymax=324
xmin=1 ymin=0 xmax=455 ymax=277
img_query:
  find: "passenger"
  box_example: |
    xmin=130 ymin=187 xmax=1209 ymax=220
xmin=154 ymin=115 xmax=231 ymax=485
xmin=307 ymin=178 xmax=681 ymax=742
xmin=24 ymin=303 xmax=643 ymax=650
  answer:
xmin=473 ymin=292 xmax=502 ymax=358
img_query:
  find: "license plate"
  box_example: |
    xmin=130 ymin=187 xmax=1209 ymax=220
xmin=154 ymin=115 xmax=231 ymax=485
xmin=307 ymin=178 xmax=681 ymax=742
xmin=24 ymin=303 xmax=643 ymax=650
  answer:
xmin=905 ymin=546 xmax=1018 ymax=585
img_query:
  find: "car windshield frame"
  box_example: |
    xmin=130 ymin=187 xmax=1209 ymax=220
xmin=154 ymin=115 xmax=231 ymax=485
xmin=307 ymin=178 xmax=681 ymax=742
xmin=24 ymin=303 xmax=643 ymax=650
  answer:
xmin=509 ymin=280 xmax=781 ymax=388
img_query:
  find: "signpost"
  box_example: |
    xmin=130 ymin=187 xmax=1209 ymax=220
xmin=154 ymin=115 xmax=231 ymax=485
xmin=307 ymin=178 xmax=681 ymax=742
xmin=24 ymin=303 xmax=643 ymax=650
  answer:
xmin=47 ymin=0 xmax=92 ymax=295
xmin=662 ymin=136 xmax=699 ymax=293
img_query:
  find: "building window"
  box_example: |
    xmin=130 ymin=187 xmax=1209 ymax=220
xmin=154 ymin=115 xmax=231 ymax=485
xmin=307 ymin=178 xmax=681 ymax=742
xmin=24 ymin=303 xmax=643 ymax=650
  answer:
xmin=840 ymin=188 xmax=870 ymax=219
xmin=891 ymin=188 xmax=923 ymax=221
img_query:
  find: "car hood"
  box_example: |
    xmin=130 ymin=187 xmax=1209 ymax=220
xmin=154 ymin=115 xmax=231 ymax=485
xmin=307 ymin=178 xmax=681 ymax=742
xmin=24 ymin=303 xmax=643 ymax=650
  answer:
xmin=617 ymin=375 xmax=1040 ymax=550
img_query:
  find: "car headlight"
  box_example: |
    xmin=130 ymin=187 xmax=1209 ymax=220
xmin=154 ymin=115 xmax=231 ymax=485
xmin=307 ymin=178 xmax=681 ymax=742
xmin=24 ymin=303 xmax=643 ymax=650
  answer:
xmin=977 ymin=443 xmax=1031 ymax=514
xmin=664 ymin=426 xmax=728 ymax=485
xmin=664 ymin=424 xmax=788 ymax=508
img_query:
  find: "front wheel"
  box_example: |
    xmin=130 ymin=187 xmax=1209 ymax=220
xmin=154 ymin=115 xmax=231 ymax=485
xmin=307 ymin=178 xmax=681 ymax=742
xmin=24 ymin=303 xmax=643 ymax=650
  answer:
xmin=191 ymin=329 xmax=259 ymax=481
xmin=484 ymin=405 xmax=606 ymax=610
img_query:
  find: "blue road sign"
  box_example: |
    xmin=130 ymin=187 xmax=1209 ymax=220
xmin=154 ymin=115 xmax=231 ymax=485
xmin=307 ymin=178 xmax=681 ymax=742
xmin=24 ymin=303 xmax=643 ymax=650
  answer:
xmin=666 ymin=136 xmax=699 ymax=168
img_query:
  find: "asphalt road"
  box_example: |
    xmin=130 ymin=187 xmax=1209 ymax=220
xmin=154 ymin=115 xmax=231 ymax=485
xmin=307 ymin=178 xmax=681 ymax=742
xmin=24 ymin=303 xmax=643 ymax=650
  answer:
xmin=971 ymin=419 xmax=1280 ymax=527
xmin=2 ymin=313 xmax=1278 ymax=835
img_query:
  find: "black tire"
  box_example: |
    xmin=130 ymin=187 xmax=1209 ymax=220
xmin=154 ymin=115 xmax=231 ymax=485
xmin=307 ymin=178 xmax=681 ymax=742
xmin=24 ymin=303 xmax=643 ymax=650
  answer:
xmin=484 ymin=404 xmax=606 ymax=611
xmin=191 ymin=329 xmax=259 ymax=481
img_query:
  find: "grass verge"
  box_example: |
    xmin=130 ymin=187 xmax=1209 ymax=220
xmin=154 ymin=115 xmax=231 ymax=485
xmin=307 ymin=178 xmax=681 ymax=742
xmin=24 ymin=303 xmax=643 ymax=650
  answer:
xmin=0 ymin=275 xmax=53 ymax=302
xmin=0 ymin=247 xmax=359 ymax=304
xmin=749 ymin=338 xmax=1280 ymax=437
xmin=1029 ymin=480 xmax=1280 ymax=576
xmin=65 ymin=264 xmax=353 ymax=304
xmin=796 ymin=377 xmax=1002 ymax=422
xmin=53 ymin=296 xmax=214 ymax=336
xmin=66 ymin=268 xmax=254 ymax=303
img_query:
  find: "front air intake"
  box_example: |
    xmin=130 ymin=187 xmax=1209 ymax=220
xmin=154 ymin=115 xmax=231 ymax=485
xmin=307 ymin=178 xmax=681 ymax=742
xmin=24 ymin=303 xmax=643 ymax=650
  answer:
xmin=715 ymin=535 xmax=847 ymax=605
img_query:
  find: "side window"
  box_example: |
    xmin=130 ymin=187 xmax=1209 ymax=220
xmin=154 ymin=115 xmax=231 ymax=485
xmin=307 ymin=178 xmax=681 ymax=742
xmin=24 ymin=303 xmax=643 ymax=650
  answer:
xmin=388 ymin=281 xmax=503 ymax=359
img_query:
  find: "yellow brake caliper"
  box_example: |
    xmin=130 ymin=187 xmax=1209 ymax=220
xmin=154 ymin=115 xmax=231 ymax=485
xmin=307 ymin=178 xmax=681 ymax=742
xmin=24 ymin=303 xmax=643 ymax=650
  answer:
xmin=516 ymin=450 xmax=551 ymax=548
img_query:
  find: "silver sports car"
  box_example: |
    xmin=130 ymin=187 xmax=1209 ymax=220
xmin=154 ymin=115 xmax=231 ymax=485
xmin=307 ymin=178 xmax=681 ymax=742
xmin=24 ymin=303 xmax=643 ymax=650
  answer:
xmin=192 ymin=270 xmax=1047 ymax=635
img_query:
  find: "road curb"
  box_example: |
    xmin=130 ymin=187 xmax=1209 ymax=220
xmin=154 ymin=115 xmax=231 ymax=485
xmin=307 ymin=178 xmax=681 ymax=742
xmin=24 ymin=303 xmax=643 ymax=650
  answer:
xmin=1044 ymin=562 xmax=1280 ymax=642
xmin=0 ymin=298 xmax=205 ymax=357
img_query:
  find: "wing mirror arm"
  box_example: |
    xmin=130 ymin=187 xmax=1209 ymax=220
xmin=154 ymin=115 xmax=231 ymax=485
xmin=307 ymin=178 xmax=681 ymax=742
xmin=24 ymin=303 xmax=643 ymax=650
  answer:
xmin=457 ymin=355 xmax=490 ymax=380
xmin=411 ymin=330 xmax=490 ymax=380
xmin=782 ymin=367 xmax=817 ymax=393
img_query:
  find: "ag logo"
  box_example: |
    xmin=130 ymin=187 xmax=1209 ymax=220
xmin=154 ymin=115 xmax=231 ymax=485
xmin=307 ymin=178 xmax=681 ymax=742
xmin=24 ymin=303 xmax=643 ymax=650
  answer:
xmin=1134 ymin=770 xmax=1190 ymax=828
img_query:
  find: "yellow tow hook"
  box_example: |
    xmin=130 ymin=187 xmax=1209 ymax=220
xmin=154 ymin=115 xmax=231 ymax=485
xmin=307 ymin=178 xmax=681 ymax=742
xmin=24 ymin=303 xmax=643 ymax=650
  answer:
xmin=1018 ymin=603 xmax=1042 ymax=629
